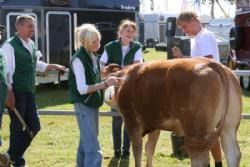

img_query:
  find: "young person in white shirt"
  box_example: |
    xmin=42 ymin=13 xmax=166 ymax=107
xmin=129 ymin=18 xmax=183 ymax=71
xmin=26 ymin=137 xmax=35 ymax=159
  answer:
xmin=0 ymin=15 xmax=65 ymax=167
xmin=100 ymin=19 xmax=143 ymax=158
xmin=172 ymin=10 xmax=222 ymax=167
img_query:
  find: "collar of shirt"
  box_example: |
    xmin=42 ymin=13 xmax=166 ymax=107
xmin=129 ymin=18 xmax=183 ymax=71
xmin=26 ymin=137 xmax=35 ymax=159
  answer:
xmin=18 ymin=36 xmax=33 ymax=54
xmin=195 ymin=28 xmax=205 ymax=39
xmin=122 ymin=45 xmax=130 ymax=54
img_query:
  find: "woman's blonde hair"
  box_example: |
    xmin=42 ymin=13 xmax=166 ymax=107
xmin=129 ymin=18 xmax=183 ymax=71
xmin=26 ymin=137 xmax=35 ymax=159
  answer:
xmin=74 ymin=23 xmax=101 ymax=51
xmin=176 ymin=10 xmax=200 ymax=26
xmin=117 ymin=19 xmax=137 ymax=39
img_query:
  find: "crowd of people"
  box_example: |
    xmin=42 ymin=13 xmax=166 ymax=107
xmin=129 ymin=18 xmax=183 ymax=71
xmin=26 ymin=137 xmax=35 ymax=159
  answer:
xmin=0 ymin=10 xmax=223 ymax=167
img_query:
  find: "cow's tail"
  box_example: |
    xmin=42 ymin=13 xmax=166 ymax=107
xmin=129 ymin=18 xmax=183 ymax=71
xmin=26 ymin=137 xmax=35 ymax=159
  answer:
xmin=185 ymin=61 xmax=229 ymax=153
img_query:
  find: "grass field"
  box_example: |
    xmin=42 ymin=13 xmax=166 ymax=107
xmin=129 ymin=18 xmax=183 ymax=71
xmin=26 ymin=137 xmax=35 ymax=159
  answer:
xmin=0 ymin=48 xmax=250 ymax=166
xmin=0 ymin=117 xmax=250 ymax=167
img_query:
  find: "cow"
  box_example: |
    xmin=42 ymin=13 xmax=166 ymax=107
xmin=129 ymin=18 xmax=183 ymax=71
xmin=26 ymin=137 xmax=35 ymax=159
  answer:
xmin=102 ymin=57 xmax=242 ymax=167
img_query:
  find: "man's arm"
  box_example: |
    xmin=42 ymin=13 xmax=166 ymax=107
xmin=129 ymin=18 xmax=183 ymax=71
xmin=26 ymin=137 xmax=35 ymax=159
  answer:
xmin=36 ymin=51 xmax=66 ymax=73
xmin=1 ymin=43 xmax=15 ymax=110
xmin=45 ymin=64 xmax=66 ymax=72
xmin=172 ymin=46 xmax=213 ymax=59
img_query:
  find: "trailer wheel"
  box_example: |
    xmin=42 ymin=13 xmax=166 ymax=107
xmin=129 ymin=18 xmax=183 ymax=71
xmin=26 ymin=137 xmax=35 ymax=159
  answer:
xmin=240 ymin=77 xmax=250 ymax=90
xmin=240 ymin=76 xmax=250 ymax=91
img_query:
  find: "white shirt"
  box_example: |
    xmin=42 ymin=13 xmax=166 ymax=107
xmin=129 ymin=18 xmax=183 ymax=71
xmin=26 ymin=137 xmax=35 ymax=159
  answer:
xmin=1 ymin=37 xmax=48 ymax=84
xmin=190 ymin=28 xmax=220 ymax=62
xmin=100 ymin=45 xmax=143 ymax=68
xmin=71 ymin=54 xmax=98 ymax=95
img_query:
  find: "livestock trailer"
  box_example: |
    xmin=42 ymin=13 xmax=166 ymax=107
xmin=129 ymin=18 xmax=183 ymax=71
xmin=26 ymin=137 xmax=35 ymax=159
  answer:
xmin=227 ymin=0 xmax=250 ymax=90
xmin=138 ymin=12 xmax=177 ymax=48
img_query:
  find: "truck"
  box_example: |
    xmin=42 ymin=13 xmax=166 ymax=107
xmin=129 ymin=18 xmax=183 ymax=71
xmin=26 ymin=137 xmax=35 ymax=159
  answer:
xmin=227 ymin=0 xmax=250 ymax=90
xmin=0 ymin=0 xmax=139 ymax=84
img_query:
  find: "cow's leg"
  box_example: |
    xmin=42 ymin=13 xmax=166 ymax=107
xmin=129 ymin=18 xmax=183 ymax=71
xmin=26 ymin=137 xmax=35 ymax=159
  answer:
xmin=123 ymin=117 xmax=143 ymax=167
xmin=189 ymin=151 xmax=209 ymax=167
xmin=145 ymin=130 xmax=160 ymax=167
xmin=220 ymin=73 xmax=241 ymax=167
xmin=130 ymin=131 xmax=143 ymax=167
xmin=220 ymin=129 xmax=241 ymax=167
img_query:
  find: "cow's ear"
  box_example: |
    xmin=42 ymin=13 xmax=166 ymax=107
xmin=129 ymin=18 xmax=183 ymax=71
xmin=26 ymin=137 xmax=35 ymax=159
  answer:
xmin=105 ymin=64 xmax=122 ymax=73
xmin=101 ymin=64 xmax=122 ymax=79
xmin=109 ymin=64 xmax=122 ymax=72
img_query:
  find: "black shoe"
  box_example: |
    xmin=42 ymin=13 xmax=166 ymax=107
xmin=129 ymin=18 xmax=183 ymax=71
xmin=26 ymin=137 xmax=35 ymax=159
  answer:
xmin=122 ymin=150 xmax=130 ymax=158
xmin=215 ymin=162 xmax=222 ymax=167
xmin=114 ymin=151 xmax=121 ymax=158
xmin=0 ymin=153 xmax=11 ymax=167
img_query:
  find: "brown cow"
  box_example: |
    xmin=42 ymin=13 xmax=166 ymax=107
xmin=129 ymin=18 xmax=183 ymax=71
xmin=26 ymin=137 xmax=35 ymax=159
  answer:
xmin=102 ymin=57 xmax=242 ymax=167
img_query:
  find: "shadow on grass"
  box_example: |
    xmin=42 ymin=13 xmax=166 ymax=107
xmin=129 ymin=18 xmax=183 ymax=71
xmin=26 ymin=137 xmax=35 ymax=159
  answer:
xmin=107 ymin=157 xmax=130 ymax=167
xmin=35 ymin=83 xmax=71 ymax=109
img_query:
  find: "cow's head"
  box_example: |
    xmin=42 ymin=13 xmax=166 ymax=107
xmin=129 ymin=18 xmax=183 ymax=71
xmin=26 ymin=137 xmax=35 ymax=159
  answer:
xmin=102 ymin=64 xmax=123 ymax=110
xmin=102 ymin=63 xmax=137 ymax=110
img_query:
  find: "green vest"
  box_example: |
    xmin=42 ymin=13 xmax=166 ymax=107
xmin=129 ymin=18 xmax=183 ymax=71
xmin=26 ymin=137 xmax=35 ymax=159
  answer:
xmin=68 ymin=47 xmax=103 ymax=108
xmin=105 ymin=40 xmax=142 ymax=65
xmin=0 ymin=49 xmax=7 ymax=112
xmin=8 ymin=35 xmax=37 ymax=93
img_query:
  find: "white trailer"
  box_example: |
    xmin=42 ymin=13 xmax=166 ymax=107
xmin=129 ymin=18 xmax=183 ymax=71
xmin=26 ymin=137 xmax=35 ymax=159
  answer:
xmin=139 ymin=12 xmax=177 ymax=47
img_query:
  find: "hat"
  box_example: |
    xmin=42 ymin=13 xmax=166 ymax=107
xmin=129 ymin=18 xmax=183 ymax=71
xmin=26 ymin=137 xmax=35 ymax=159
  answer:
xmin=0 ymin=25 xmax=5 ymax=30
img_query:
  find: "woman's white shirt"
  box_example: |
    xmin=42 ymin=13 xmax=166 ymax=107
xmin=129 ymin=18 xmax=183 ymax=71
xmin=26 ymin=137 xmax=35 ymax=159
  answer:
xmin=100 ymin=45 xmax=143 ymax=69
xmin=71 ymin=54 xmax=98 ymax=95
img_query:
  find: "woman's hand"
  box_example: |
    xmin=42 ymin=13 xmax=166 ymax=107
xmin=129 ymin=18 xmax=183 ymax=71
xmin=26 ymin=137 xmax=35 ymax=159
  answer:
xmin=105 ymin=76 xmax=121 ymax=87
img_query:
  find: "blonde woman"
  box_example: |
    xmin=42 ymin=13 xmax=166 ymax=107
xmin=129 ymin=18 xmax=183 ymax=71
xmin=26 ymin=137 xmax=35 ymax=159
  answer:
xmin=100 ymin=19 xmax=143 ymax=158
xmin=68 ymin=24 xmax=118 ymax=167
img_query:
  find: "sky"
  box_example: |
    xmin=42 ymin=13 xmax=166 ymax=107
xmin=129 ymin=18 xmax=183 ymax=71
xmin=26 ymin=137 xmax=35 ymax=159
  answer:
xmin=140 ymin=0 xmax=236 ymax=18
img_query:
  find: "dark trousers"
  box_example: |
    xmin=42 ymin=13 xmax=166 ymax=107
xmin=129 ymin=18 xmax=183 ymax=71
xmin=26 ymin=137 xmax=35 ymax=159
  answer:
xmin=8 ymin=91 xmax=41 ymax=166
xmin=111 ymin=109 xmax=130 ymax=152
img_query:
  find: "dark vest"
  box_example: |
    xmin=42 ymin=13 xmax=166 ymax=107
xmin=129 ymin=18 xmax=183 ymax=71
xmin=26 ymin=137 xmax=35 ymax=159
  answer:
xmin=68 ymin=47 xmax=103 ymax=108
xmin=105 ymin=40 xmax=142 ymax=65
xmin=8 ymin=35 xmax=37 ymax=93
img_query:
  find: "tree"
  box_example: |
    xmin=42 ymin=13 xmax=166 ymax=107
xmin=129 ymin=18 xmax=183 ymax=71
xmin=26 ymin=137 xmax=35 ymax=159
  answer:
xmin=195 ymin=0 xmax=235 ymax=18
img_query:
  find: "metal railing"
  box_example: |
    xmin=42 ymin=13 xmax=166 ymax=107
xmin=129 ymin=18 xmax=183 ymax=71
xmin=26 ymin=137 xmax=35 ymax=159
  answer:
xmin=4 ymin=70 xmax=250 ymax=119
xmin=37 ymin=110 xmax=250 ymax=119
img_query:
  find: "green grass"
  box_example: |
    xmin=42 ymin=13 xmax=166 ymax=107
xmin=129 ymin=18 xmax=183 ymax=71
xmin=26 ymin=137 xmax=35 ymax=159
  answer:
xmin=0 ymin=116 xmax=250 ymax=167
xmin=143 ymin=48 xmax=167 ymax=62
xmin=1 ymin=48 xmax=249 ymax=166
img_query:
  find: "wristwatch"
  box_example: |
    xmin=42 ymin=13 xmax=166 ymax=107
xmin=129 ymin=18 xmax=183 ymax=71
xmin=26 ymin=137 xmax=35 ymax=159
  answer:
xmin=104 ymin=81 xmax=109 ymax=87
